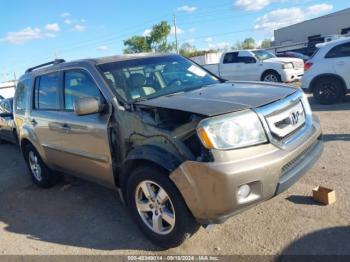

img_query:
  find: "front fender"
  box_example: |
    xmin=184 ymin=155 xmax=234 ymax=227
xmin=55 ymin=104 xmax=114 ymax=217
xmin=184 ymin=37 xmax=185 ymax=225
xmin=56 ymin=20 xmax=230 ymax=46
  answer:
xmin=118 ymin=145 xmax=183 ymax=189
xmin=125 ymin=145 xmax=182 ymax=171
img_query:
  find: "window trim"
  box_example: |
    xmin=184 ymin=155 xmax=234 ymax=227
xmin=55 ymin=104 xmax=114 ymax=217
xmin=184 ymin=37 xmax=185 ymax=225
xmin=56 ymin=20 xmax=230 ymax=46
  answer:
xmin=33 ymin=71 xmax=63 ymax=111
xmin=30 ymin=67 xmax=108 ymax=113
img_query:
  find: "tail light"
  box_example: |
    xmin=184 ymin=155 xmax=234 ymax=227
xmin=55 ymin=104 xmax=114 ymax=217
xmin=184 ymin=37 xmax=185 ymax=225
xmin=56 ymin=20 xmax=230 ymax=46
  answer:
xmin=304 ymin=62 xmax=313 ymax=71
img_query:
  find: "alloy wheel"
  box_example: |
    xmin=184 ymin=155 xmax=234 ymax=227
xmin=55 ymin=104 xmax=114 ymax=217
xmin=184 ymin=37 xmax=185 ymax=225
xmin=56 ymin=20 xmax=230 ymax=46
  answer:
xmin=135 ymin=180 xmax=176 ymax=235
xmin=317 ymin=83 xmax=337 ymax=100
xmin=264 ymin=74 xmax=278 ymax=82
xmin=28 ymin=151 xmax=42 ymax=181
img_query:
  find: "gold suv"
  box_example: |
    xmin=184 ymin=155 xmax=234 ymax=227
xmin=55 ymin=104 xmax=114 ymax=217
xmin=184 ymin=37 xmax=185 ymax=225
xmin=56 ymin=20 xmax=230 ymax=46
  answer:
xmin=14 ymin=54 xmax=323 ymax=248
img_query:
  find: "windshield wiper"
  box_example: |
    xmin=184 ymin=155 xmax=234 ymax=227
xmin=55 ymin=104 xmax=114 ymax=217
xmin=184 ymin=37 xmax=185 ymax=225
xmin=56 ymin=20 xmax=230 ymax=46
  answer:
xmin=133 ymin=97 xmax=149 ymax=103
xmin=165 ymin=91 xmax=185 ymax=97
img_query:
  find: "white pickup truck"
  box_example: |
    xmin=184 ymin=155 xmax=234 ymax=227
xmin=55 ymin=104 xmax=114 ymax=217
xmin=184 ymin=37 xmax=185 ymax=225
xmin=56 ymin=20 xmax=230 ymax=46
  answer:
xmin=202 ymin=50 xmax=304 ymax=83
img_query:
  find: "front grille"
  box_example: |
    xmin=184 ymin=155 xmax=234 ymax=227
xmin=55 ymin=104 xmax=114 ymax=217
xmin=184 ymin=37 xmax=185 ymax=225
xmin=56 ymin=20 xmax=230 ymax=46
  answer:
xmin=265 ymin=101 xmax=306 ymax=140
xmin=256 ymin=90 xmax=311 ymax=149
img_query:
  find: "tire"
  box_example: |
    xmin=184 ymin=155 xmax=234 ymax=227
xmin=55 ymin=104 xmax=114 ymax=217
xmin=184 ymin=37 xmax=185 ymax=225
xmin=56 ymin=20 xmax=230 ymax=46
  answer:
xmin=312 ymin=77 xmax=345 ymax=105
xmin=127 ymin=165 xmax=199 ymax=249
xmin=23 ymin=144 xmax=59 ymax=188
xmin=262 ymin=71 xmax=281 ymax=83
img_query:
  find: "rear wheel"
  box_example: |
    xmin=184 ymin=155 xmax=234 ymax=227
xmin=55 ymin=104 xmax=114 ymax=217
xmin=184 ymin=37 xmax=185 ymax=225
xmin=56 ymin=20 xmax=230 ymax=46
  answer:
xmin=262 ymin=71 xmax=281 ymax=82
xmin=23 ymin=144 xmax=59 ymax=188
xmin=127 ymin=165 xmax=199 ymax=249
xmin=312 ymin=77 xmax=345 ymax=105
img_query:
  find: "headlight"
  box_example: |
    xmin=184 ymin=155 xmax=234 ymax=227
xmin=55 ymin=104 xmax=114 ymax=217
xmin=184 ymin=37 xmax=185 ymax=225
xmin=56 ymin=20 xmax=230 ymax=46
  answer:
xmin=282 ymin=63 xmax=294 ymax=69
xmin=197 ymin=110 xmax=267 ymax=150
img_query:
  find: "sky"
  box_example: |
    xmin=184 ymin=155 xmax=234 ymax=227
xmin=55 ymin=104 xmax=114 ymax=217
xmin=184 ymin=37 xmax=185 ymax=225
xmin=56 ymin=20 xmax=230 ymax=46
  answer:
xmin=0 ymin=0 xmax=349 ymax=82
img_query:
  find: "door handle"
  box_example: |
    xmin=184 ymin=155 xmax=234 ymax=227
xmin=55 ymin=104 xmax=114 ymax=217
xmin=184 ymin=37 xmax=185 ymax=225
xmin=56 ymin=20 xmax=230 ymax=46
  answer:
xmin=336 ymin=61 xmax=345 ymax=66
xmin=30 ymin=119 xmax=38 ymax=126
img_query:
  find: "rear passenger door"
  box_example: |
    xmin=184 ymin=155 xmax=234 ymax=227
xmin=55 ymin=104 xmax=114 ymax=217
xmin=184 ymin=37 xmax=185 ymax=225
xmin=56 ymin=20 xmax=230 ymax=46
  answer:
xmin=51 ymin=69 xmax=114 ymax=186
xmin=30 ymin=72 xmax=63 ymax=166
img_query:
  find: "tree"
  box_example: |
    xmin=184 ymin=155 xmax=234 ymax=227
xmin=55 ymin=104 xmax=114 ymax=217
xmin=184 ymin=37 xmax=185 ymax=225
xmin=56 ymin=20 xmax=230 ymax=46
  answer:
xmin=260 ymin=38 xmax=272 ymax=49
xmin=179 ymin=42 xmax=197 ymax=57
xmin=232 ymin=40 xmax=243 ymax=50
xmin=123 ymin=21 xmax=175 ymax=54
xmin=242 ymin=37 xmax=256 ymax=49
xmin=123 ymin=36 xmax=151 ymax=53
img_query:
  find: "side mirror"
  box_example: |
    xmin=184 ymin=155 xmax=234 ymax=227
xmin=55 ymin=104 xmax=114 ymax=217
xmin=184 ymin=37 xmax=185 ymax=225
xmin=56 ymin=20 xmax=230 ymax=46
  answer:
xmin=74 ymin=97 xmax=104 ymax=116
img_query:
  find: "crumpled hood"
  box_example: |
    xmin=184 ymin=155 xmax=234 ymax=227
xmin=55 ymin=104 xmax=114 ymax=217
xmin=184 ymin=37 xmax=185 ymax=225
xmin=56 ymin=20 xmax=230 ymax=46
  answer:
xmin=137 ymin=82 xmax=297 ymax=116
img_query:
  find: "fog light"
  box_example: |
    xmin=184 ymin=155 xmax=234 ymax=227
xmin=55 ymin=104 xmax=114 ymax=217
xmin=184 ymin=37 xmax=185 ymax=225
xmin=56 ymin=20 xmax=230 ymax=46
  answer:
xmin=237 ymin=184 xmax=251 ymax=199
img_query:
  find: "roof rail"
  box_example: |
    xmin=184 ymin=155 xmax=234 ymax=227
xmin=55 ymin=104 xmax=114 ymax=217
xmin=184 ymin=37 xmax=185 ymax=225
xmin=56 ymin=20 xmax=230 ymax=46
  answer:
xmin=25 ymin=59 xmax=66 ymax=73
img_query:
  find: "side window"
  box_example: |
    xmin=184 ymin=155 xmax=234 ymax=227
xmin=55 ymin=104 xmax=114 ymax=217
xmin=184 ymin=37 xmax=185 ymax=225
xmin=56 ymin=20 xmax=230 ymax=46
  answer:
xmin=325 ymin=43 xmax=350 ymax=58
xmin=64 ymin=70 xmax=102 ymax=110
xmin=15 ymin=79 xmax=30 ymax=114
xmin=223 ymin=52 xmax=239 ymax=64
xmin=240 ymin=56 xmax=256 ymax=63
xmin=34 ymin=73 xmax=60 ymax=110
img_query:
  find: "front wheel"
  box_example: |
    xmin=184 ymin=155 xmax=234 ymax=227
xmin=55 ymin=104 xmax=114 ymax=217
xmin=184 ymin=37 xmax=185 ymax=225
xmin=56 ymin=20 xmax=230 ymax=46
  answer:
xmin=262 ymin=71 xmax=281 ymax=82
xmin=127 ymin=165 xmax=199 ymax=249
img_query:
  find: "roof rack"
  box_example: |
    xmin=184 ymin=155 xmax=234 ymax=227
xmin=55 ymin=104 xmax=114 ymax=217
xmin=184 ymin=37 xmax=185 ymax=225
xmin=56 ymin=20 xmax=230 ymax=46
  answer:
xmin=25 ymin=59 xmax=66 ymax=73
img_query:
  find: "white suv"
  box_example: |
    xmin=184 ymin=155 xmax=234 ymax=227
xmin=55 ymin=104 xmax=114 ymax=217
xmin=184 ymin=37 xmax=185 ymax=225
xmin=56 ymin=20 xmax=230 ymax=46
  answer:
xmin=302 ymin=38 xmax=350 ymax=104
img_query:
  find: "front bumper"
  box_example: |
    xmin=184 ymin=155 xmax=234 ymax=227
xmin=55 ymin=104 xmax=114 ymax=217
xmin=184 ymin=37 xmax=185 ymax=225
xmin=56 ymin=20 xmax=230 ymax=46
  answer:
xmin=170 ymin=117 xmax=323 ymax=225
xmin=280 ymin=68 xmax=304 ymax=83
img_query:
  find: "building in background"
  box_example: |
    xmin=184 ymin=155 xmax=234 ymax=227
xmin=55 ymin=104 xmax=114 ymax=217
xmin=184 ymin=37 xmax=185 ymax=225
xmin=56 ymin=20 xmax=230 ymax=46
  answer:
xmin=271 ymin=8 xmax=350 ymax=55
xmin=0 ymin=81 xmax=16 ymax=98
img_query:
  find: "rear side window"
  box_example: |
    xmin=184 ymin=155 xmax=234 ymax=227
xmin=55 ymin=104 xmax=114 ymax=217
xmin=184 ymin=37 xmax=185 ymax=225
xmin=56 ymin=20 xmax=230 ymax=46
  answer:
xmin=15 ymin=79 xmax=30 ymax=114
xmin=34 ymin=73 xmax=60 ymax=110
xmin=64 ymin=69 xmax=101 ymax=110
xmin=325 ymin=42 xmax=350 ymax=58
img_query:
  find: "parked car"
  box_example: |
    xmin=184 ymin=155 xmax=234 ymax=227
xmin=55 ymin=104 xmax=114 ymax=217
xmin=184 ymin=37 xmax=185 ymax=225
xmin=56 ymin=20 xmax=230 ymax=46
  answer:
xmin=0 ymin=98 xmax=17 ymax=144
xmin=276 ymin=51 xmax=310 ymax=62
xmin=203 ymin=49 xmax=304 ymax=83
xmin=14 ymin=54 xmax=323 ymax=248
xmin=302 ymin=38 xmax=350 ymax=104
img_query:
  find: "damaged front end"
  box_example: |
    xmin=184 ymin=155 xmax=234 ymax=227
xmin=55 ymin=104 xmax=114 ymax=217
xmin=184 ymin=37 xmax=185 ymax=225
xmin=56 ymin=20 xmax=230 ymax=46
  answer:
xmin=110 ymin=103 xmax=212 ymax=196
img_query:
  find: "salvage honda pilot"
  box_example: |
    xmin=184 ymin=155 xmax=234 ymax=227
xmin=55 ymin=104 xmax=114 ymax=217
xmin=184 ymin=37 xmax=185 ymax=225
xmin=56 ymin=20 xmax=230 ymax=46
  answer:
xmin=14 ymin=54 xmax=323 ymax=248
